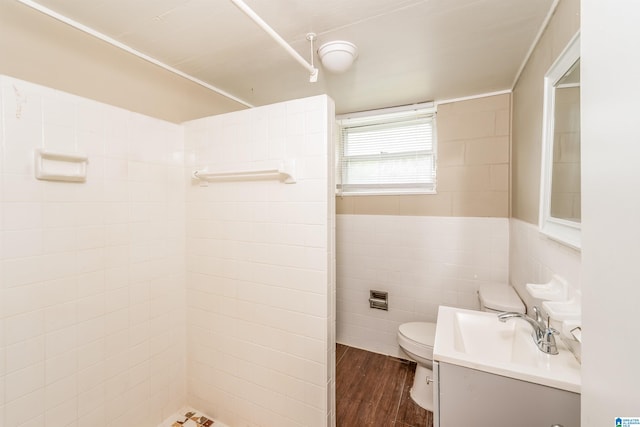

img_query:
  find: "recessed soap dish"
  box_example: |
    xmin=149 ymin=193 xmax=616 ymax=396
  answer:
xmin=34 ymin=149 xmax=88 ymax=182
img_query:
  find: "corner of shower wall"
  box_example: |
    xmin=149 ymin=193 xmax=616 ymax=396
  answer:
xmin=184 ymin=94 xmax=335 ymax=426
xmin=326 ymin=96 xmax=337 ymax=427
xmin=0 ymin=74 xmax=188 ymax=427
xmin=0 ymin=75 xmax=6 ymax=427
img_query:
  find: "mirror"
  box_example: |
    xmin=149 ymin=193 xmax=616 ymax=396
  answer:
xmin=540 ymin=32 xmax=581 ymax=249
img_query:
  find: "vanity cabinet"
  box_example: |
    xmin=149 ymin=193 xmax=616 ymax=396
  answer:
xmin=433 ymin=361 xmax=580 ymax=427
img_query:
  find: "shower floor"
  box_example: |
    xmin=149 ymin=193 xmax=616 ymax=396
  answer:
xmin=159 ymin=408 xmax=229 ymax=427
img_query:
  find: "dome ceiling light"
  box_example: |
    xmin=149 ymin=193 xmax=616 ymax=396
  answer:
xmin=318 ymin=41 xmax=358 ymax=74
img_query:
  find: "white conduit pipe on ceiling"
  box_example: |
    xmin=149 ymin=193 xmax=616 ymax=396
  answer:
xmin=228 ymin=0 xmax=318 ymax=82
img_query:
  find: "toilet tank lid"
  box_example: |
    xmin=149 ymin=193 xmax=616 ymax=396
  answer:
xmin=479 ymin=283 xmax=525 ymax=313
xmin=398 ymin=322 xmax=437 ymax=346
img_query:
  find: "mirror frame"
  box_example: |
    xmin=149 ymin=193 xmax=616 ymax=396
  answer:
xmin=539 ymin=31 xmax=581 ymax=249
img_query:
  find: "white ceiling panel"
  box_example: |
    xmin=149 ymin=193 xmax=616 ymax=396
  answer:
xmin=28 ymin=0 xmax=555 ymax=114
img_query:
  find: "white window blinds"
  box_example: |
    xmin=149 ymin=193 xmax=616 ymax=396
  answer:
xmin=336 ymin=107 xmax=436 ymax=195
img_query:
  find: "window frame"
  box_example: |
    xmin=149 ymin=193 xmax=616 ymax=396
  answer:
xmin=336 ymin=103 xmax=437 ymax=196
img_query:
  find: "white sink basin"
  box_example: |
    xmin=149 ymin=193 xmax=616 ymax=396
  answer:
xmin=434 ymin=306 xmax=581 ymax=393
xmin=452 ymin=310 xmax=540 ymax=366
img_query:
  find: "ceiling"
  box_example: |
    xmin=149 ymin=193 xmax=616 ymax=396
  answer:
xmin=24 ymin=0 xmax=555 ymax=115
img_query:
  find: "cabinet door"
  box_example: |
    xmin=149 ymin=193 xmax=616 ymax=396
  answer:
xmin=437 ymin=362 xmax=580 ymax=427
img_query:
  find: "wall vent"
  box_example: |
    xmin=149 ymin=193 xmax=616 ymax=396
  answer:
xmin=369 ymin=290 xmax=388 ymax=310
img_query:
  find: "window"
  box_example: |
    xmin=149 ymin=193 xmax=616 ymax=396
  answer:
xmin=336 ymin=105 xmax=436 ymax=195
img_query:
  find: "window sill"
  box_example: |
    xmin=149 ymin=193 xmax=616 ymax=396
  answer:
xmin=336 ymin=190 xmax=437 ymax=197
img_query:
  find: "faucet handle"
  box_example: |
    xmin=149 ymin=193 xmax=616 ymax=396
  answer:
xmin=532 ymin=306 xmax=544 ymax=323
xmin=541 ymin=325 xmax=560 ymax=355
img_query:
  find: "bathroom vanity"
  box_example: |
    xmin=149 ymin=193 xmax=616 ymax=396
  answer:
xmin=432 ymin=306 xmax=581 ymax=427
xmin=433 ymin=361 xmax=579 ymax=426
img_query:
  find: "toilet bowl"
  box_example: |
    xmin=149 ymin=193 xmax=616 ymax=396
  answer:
xmin=397 ymin=322 xmax=436 ymax=410
xmin=397 ymin=283 xmax=525 ymax=411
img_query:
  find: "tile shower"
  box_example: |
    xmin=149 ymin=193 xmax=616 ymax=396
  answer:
xmin=0 ymin=76 xmax=335 ymax=427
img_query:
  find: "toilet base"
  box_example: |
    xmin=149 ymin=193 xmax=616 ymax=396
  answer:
xmin=409 ymin=364 xmax=434 ymax=412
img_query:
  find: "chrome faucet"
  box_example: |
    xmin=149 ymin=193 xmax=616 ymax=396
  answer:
xmin=498 ymin=306 xmax=559 ymax=355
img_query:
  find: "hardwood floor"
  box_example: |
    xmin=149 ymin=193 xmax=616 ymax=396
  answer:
xmin=336 ymin=344 xmax=433 ymax=427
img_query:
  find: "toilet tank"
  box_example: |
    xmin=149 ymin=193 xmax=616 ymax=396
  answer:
xmin=478 ymin=283 xmax=525 ymax=313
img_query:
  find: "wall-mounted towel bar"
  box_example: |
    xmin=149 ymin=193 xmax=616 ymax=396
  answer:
xmin=35 ymin=149 xmax=88 ymax=182
xmin=192 ymin=160 xmax=296 ymax=185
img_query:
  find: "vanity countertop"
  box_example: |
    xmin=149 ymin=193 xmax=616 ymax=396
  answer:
xmin=433 ymin=306 xmax=581 ymax=393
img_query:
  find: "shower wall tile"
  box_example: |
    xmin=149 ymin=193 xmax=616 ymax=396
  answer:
xmin=184 ymin=95 xmax=335 ymax=427
xmin=336 ymin=214 xmax=509 ymax=357
xmin=0 ymin=75 xmax=186 ymax=427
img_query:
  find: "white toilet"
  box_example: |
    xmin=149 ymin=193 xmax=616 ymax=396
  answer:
xmin=397 ymin=283 xmax=525 ymax=411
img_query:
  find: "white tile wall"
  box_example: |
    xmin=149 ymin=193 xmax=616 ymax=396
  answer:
xmin=509 ymin=218 xmax=581 ymax=313
xmin=0 ymin=74 xmax=536 ymax=427
xmin=183 ymin=95 xmax=335 ymax=427
xmin=336 ymin=214 xmax=509 ymax=357
xmin=0 ymin=75 xmax=186 ymax=427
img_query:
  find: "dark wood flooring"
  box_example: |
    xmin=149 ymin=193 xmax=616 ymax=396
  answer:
xmin=336 ymin=343 xmax=433 ymax=427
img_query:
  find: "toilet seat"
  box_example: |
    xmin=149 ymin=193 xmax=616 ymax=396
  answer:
xmin=397 ymin=322 xmax=436 ymax=361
